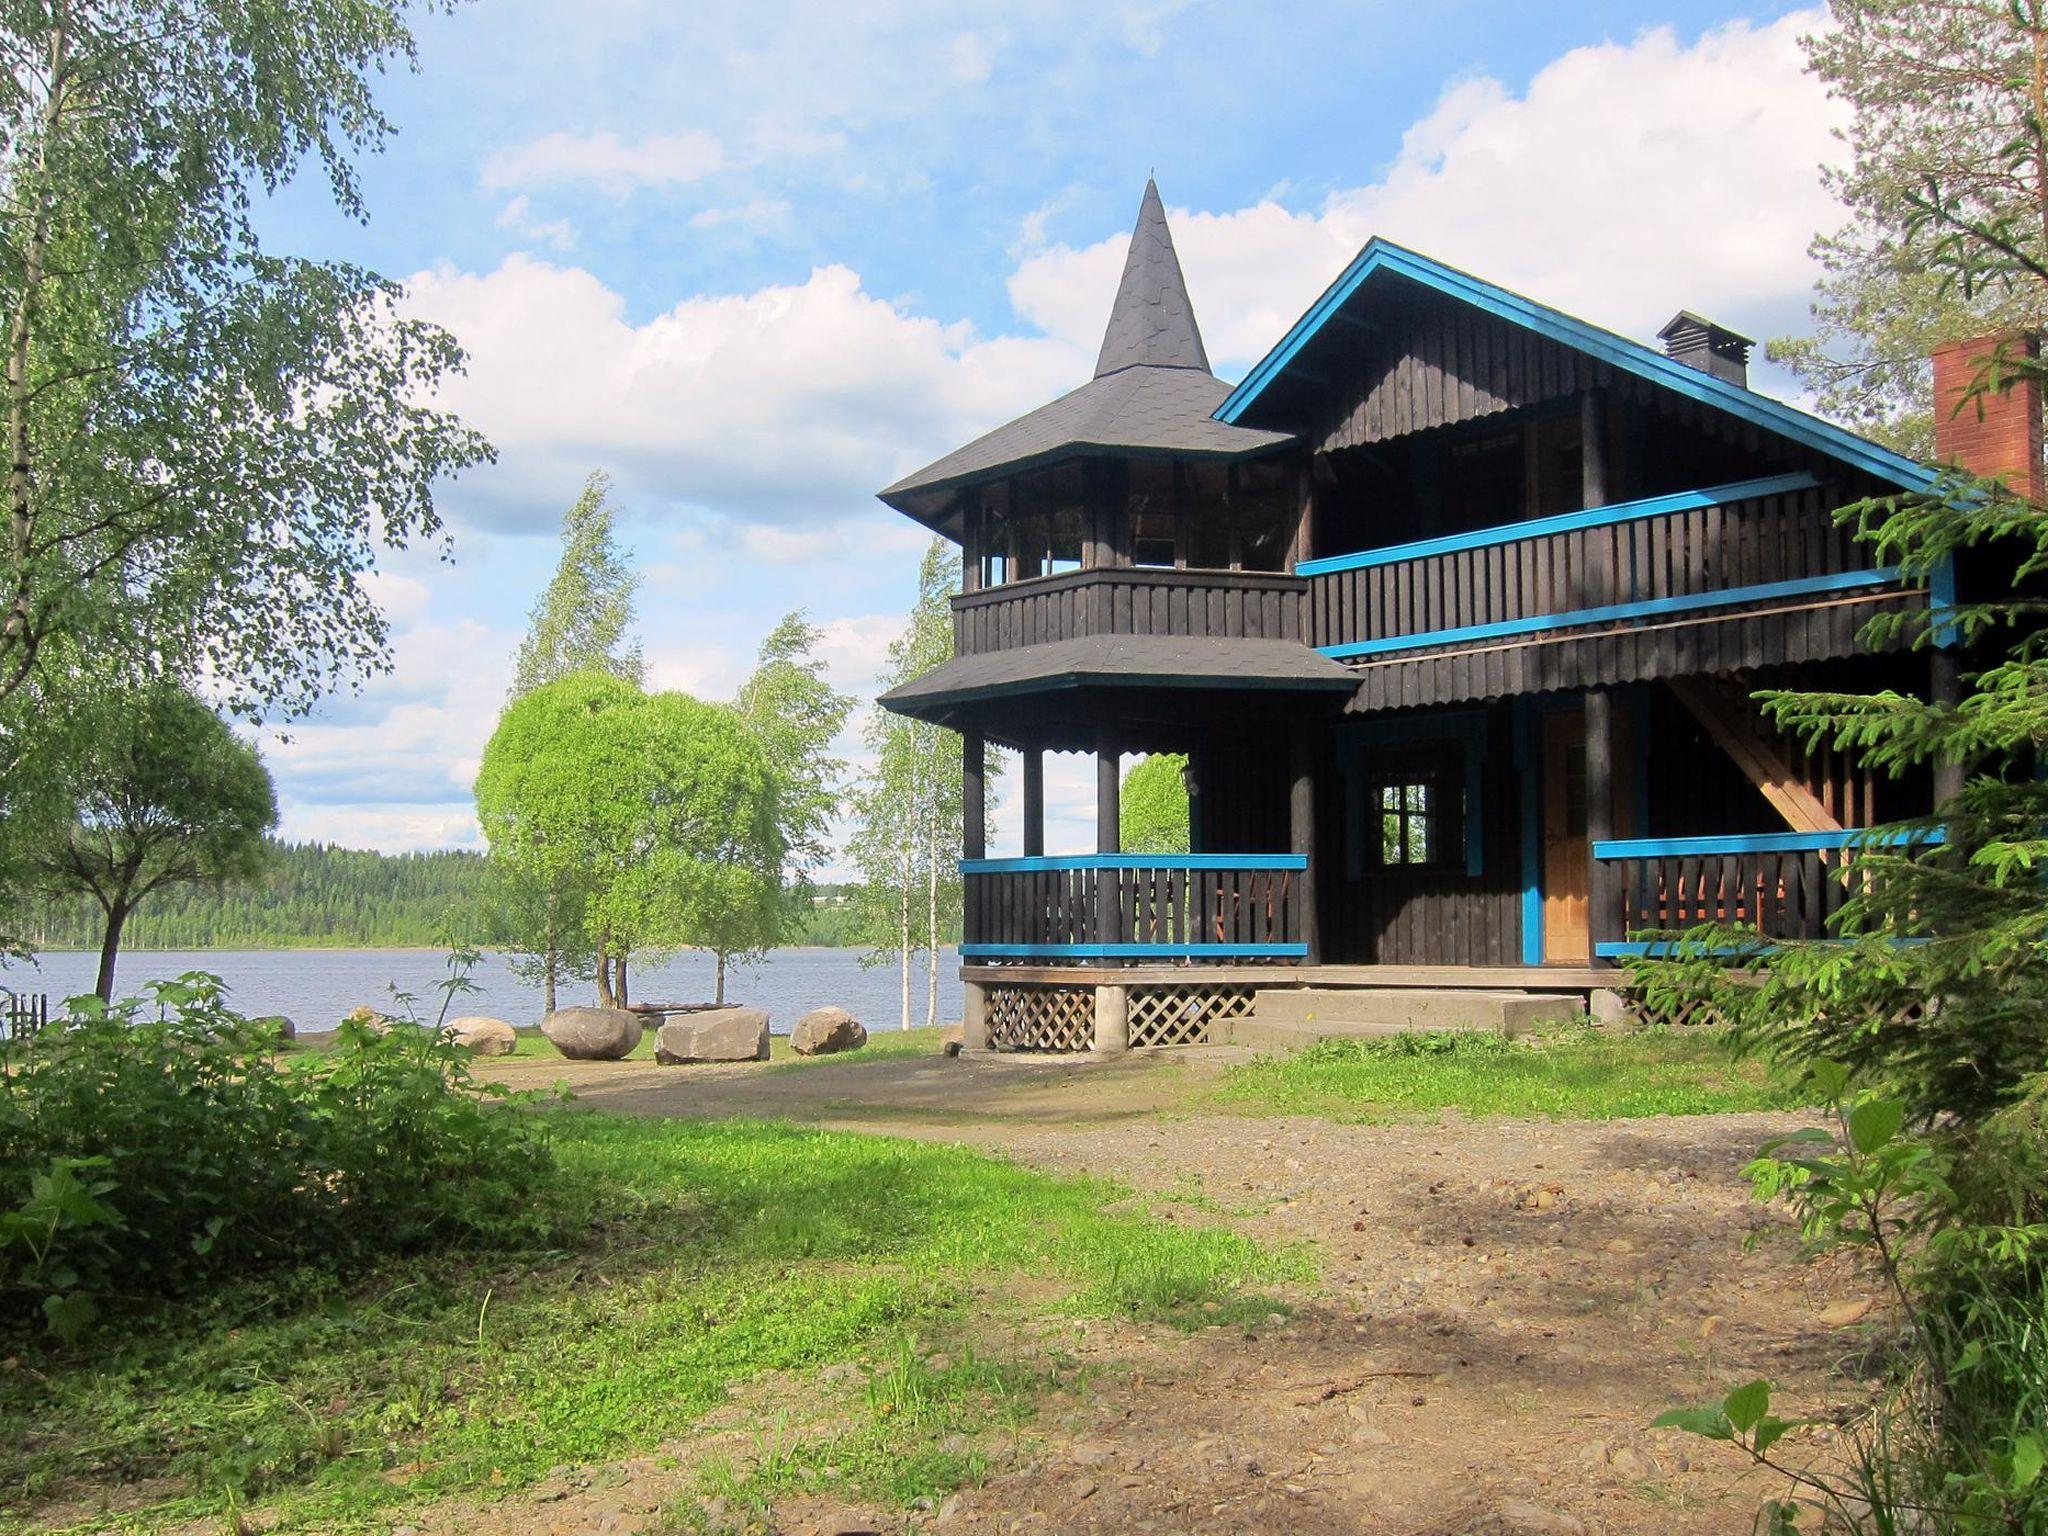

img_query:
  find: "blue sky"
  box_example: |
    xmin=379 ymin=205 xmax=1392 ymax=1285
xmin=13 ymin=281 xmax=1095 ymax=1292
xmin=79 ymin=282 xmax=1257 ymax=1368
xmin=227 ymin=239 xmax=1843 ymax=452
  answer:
xmin=252 ymin=0 xmax=1842 ymax=865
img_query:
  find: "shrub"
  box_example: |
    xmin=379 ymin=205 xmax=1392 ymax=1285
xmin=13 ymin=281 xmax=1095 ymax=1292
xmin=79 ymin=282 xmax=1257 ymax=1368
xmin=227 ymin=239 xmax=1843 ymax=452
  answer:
xmin=0 ymin=974 xmax=554 ymax=1338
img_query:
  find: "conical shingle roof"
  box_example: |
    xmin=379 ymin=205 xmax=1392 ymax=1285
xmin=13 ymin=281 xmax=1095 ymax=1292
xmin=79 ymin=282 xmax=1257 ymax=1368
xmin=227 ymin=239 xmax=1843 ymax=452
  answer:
xmin=879 ymin=181 xmax=1292 ymax=526
xmin=1094 ymin=179 xmax=1210 ymax=377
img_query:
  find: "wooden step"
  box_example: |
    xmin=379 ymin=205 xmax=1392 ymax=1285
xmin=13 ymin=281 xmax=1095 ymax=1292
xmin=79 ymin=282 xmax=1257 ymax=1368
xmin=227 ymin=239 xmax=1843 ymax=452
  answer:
xmin=1223 ymin=987 xmax=1584 ymax=1049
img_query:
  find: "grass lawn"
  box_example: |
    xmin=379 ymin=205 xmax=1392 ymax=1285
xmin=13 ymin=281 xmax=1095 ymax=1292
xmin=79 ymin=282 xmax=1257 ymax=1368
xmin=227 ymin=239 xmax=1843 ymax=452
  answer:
xmin=2 ymin=1110 xmax=1297 ymax=1536
xmin=1212 ymin=1026 xmax=1810 ymax=1121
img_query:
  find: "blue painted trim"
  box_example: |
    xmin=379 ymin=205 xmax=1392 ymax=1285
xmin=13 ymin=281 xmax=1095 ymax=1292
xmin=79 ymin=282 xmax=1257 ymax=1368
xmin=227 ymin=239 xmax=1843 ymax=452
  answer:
xmin=1930 ymin=552 xmax=1960 ymax=649
xmin=1596 ymin=940 xmax=1771 ymax=959
xmin=1294 ymin=473 xmax=1821 ymax=577
xmin=1213 ymin=239 xmax=1934 ymax=494
xmin=959 ymin=942 xmax=1309 ymax=959
xmin=1592 ymin=827 xmax=1945 ymax=859
xmin=1318 ymin=567 xmax=1905 ymax=660
xmin=1512 ymin=698 xmax=1543 ymax=965
xmin=961 ymin=853 xmax=1308 ymax=874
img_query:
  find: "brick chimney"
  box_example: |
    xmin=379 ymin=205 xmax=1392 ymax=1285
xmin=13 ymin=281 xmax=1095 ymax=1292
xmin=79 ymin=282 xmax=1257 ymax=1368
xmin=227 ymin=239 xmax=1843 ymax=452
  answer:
xmin=1932 ymin=333 xmax=2044 ymax=502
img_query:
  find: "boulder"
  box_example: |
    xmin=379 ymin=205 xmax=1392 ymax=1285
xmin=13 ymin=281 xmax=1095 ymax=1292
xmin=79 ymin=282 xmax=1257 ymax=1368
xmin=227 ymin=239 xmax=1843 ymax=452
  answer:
xmin=540 ymin=1005 xmax=642 ymax=1061
xmin=445 ymin=1015 xmax=518 ymax=1056
xmin=791 ymin=1006 xmax=867 ymax=1057
xmin=655 ymin=1007 xmax=770 ymax=1064
xmin=343 ymin=1004 xmax=394 ymax=1034
xmin=939 ymin=1024 xmax=964 ymax=1058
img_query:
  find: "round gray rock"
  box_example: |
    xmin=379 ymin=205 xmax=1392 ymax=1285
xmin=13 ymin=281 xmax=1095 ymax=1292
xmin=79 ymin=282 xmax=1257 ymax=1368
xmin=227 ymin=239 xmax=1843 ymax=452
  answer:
xmin=655 ymin=1007 xmax=770 ymax=1064
xmin=445 ymin=1014 xmax=518 ymax=1056
xmin=540 ymin=1005 xmax=642 ymax=1061
xmin=791 ymin=1006 xmax=867 ymax=1057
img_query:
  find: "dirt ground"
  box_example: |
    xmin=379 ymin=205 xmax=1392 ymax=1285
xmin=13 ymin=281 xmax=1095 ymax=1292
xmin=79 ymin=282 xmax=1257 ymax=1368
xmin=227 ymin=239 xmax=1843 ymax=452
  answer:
xmin=441 ymin=1047 xmax=1869 ymax=1536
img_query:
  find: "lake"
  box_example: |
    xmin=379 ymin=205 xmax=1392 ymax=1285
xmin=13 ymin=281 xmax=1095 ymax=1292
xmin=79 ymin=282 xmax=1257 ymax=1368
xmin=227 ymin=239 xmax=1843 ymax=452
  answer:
xmin=0 ymin=946 xmax=965 ymax=1034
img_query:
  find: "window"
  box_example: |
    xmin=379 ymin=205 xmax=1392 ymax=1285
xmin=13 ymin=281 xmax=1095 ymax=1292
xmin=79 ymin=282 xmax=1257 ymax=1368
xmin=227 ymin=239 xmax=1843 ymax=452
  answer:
xmin=1365 ymin=745 xmax=1465 ymax=871
xmin=1128 ymin=459 xmax=1178 ymax=567
xmin=977 ymin=479 xmax=1012 ymax=587
xmin=1379 ymin=778 xmax=1437 ymax=865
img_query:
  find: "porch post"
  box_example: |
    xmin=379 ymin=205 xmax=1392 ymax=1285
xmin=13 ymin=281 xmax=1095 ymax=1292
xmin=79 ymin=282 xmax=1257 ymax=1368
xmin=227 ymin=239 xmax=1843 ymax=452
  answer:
xmin=1022 ymin=746 xmax=1045 ymax=858
xmin=1096 ymin=732 xmax=1121 ymax=964
xmin=1931 ymin=649 xmax=1965 ymax=806
xmin=1289 ymin=722 xmax=1319 ymax=965
xmin=1096 ymin=736 xmax=1120 ymax=852
xmin=1584 ymin=688 xmax=1615 ymax=967
xmin=962 ymin=730 xmax=986 ymax=861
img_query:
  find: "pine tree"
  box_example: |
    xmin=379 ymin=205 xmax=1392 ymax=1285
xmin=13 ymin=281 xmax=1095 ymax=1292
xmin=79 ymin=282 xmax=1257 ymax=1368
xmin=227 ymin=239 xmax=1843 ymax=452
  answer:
xmin=1769 ymin=1 xmax=2048 ymax=453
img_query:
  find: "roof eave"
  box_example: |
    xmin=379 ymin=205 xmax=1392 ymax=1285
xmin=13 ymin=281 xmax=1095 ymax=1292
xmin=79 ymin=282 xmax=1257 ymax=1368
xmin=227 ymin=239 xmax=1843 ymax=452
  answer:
xmin=1213 ymin=238 xmax=1935 ymax=494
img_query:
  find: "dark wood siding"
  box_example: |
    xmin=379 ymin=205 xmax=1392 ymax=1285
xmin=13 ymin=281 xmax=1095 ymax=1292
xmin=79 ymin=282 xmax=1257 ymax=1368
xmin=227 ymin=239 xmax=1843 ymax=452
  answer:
xmin=953 ymin=568 xmax=1305 ymax=657
xmin=1320 ymin=703 xmax=1524 ymax=966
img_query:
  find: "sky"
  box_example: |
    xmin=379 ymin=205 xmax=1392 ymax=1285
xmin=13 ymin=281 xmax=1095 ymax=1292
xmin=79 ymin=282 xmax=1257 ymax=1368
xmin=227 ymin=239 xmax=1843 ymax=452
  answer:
xmin=251 ymin=0 xmax=1851 ymax=870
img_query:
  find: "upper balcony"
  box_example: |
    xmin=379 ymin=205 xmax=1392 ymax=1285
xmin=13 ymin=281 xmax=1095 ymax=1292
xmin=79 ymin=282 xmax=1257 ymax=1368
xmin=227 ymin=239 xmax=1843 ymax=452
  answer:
xmin=952 ymin=566 xmax=1307 ymax=656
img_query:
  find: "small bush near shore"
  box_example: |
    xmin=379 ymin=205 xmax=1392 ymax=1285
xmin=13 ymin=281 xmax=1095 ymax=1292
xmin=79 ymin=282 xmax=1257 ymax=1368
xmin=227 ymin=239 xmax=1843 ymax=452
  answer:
xmin=0 ymin=974 xmax=554 ymax=1338
xmin=1214 ymin=1026 xmax=1810 ymax=1121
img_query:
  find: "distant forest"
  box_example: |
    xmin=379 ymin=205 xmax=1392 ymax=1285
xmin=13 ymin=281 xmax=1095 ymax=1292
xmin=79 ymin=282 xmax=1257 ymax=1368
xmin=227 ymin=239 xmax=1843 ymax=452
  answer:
xmin=27 ymin=840 xmax=873 ymax=951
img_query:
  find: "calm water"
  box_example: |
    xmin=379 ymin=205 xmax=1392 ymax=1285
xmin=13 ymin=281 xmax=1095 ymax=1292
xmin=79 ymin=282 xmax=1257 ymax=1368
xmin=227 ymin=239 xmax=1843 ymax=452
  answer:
xmin=1 ymin=947 xmax=964 ymax=1035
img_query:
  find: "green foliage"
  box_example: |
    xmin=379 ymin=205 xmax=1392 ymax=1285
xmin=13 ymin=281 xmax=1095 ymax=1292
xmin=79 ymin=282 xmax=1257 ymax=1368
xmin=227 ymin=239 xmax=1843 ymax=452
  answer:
xmin=474 ymin=674 xmax=783 ymax=1004
xmin=736 ymin=610 xmax=854 ymax=898
xmin=851 ymin=540 xmax=991 ymax=1027
xmin=1652 ymin=1069 xmax=2048 ymax=1532
xmin=1767 ymin=2 xmax=2048 ymax=453
xmin=26 ymin=840 xmax=490 ymax=949
xmin=0 ymin=1114 xmax=1294 ymax=1531
xmin=0 ymin=974 xmax=552 ymax=1340
xmin=1213 ymin=1027 xmax=1806 ymax=1122
xmin=1121 ymin=753 xmax=1190 ymax=854
xmin=0 ymin=1 xmax=491 ymax=725
xmin=510 ymin=470 xmax=643 ymax=698
xmin=25 ymin=682 xmax=277 ymax=997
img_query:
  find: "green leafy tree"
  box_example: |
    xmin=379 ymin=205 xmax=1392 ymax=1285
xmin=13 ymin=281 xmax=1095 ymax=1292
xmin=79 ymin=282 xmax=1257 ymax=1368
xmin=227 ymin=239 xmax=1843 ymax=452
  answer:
xmin=510 ymin=471 xmax=643 ymax=698
xmin=736 ymin=611 xmax=853 ymax=891
xmin=0 ymin=1 xmax=491 ymax=727
xmin=1769 ymin=1 xmax=2048 ymax=453
xmin=28 ymin=686 xmax=276 ymax=1001
xmin=1121 ymin=753 xmax=1191 ymax=854
xmin=851 ymin=541 xmax=992 ymax=1028
xmin=475 ymin=675 xmax=781 ymax=1009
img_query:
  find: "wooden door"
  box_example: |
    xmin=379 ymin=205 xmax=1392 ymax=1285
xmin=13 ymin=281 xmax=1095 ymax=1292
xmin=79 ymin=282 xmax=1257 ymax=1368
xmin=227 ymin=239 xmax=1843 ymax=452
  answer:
xmin=1541 ymin=710 xmax=1589 ymax=963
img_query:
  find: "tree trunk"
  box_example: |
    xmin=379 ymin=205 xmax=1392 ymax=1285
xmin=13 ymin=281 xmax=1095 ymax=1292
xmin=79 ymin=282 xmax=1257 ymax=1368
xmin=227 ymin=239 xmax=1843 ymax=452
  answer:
xmin=595 ymin=939 xmax=615 ymax=1008
xmin=94 ymin=900 xmax=128 ymax=1004
xmin=716 ymin=952 xmax=727 ymax=1005
xmin=614 ymin=952 xmax=628 ymax=1008
xmin=543 ymin=943 xmax=558 ymax=1015
xmin=897 ymin=837 xmax=912 ymax=1031
xmin=925 ymin=825 xmax=939 ymax=1030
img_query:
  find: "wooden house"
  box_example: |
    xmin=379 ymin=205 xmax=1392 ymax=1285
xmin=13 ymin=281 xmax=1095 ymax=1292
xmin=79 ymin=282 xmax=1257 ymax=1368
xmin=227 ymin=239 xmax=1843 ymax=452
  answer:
xmin=877 ymin=181 xmax=2023 ymax=1051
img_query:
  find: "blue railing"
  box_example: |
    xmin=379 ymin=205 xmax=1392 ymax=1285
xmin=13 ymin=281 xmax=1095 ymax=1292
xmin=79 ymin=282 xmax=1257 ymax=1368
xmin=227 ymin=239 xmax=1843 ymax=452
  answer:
xmin=960 ymin=854 xmax=1308 ymax=961
xmin=1589 ymin=827 xmax=1942 ymax=957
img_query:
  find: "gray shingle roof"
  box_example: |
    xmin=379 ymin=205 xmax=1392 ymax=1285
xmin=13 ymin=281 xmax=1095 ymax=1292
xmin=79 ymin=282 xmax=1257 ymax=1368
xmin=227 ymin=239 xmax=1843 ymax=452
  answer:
xmin=1095 ymin=179 xmax=1210 ymax=377
xmin=878 ymin=634 xmax=1358 ymax=715
xmin=877 ymin=180 xmax=1296 ymax=524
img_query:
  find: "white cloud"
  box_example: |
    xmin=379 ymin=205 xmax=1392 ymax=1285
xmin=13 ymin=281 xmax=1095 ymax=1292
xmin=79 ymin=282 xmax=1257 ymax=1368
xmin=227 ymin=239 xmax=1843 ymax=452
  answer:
xmin=949 ymin=31 xmax=993 ymax=83
xmin=688 ymin=197 xmax=794 ymax=235
xmin=493 ymin=193 xmax=577 ymax=251
xmin=403 ymin=255 xmax=1085 ymax=534
xmin=482 ymin=129 xmax=727 ymax=197
xmin=1009 ymin=12 xmax=1841 ymax=379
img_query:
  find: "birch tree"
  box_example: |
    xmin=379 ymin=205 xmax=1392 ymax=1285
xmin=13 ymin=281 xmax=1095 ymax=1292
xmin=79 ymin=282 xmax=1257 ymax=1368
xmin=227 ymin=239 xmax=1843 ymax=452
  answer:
xmin=850 ymin=540 xmax=992 ymax=1028
xmin=735 ymin=611 xmax=853 ymax=906
xmin=0 ymin=2 xmax=491 ymax=724
xmin=510 ymin=472 xmax=642 ymax=697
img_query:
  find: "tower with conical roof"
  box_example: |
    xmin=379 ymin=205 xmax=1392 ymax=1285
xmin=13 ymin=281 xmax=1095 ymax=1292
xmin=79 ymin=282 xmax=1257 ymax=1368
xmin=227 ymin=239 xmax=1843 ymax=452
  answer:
xmin=878 ymin=180 xmax=1294 ymax=539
